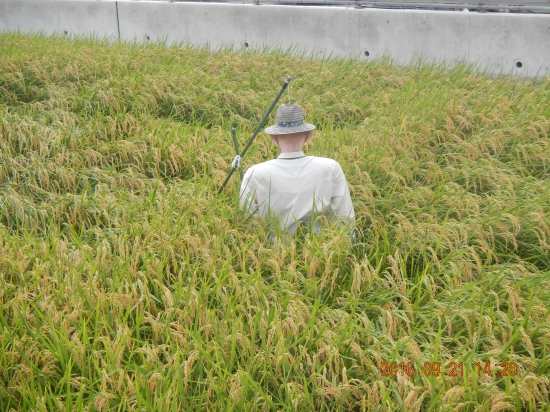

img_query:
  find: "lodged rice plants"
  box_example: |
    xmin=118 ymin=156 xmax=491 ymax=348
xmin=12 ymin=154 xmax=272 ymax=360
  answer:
xmin=0 ymin=32 xmax=549 ymax=411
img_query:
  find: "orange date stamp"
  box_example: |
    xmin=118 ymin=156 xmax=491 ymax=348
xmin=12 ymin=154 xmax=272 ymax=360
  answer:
xmin=379 ymin=361 xmax=518 ymax=377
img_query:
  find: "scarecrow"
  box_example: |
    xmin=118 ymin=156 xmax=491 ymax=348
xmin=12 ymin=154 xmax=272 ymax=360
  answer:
xmin=240 ymin=103 xmax=354 ymax=235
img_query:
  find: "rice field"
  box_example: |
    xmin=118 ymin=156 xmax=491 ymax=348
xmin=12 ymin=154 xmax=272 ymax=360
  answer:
xmin=0 ymin=32 xmax=549 ymax=411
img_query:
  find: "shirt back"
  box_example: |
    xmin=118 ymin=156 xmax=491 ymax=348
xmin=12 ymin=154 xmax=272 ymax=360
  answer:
xmin=240 ymin=151 xmax=354 ymax=234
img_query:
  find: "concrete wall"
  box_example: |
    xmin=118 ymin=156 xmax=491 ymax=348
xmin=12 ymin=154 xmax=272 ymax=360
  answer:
xmin=1 ymin=0 xmax=549 ymax=78
xmin=0 ymin=0 xmax=119 ymax=39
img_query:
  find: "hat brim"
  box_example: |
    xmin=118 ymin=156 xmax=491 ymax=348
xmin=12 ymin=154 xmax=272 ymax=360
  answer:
xmin=264 ymin=123 xmax=315 ymax=135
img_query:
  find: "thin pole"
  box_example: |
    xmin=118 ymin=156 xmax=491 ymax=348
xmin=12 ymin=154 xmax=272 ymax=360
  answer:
xmin=218 ymin=76 xmax=292 ymax=195
xmin=231 ymin=128 xmax=243 ymax=182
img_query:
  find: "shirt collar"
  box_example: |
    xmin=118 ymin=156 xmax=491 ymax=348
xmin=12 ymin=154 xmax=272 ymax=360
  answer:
xmin=278 ymin=151 xmax=305 ymax=159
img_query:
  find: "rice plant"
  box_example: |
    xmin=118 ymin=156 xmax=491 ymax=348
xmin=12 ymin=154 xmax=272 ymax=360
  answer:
xmin=0 ymin=32 xmax=549 ymax=411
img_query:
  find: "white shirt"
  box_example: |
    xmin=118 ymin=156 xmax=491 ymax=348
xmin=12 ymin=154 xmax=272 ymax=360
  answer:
xmin=240 ymin=151 xmax=355 ymax=234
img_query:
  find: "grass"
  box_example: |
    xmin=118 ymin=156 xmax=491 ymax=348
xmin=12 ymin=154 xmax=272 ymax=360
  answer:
xmin=0 ymin=32 xmax=549 ymax=411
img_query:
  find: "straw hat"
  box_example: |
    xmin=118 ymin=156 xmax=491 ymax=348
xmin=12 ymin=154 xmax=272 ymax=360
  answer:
xmin=264 ymin=104 xmax=316 ymax=135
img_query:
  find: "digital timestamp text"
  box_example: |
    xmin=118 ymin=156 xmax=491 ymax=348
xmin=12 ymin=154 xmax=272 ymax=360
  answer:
xmin=380 ymin=361 xmax=518 ymax=377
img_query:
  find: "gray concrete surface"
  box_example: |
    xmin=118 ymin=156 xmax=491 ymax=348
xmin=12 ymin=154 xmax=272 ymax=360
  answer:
xmin=1 ymin=0 xmax=549 ymax=78
xmin=0 ymin=0 xmax=119 ymax=39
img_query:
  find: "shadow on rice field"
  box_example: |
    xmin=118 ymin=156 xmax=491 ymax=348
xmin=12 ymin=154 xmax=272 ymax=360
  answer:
xmin=0 ymin=32 xmax=549 ymax=411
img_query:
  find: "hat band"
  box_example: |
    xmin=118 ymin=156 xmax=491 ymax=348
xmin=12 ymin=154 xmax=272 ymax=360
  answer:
xmin=276 ymin=120 xmax=304 ymax=127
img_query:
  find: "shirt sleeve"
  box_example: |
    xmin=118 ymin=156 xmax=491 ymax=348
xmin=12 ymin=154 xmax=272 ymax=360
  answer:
xmin=240 ymin=167 xmax=258 ymax=214
xmin=330 ymin=162 xmax=355 ymax=221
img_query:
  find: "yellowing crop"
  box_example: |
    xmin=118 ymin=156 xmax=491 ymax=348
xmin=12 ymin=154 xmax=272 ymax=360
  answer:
xmin=1 ymin=32 xmax=549 ymax=411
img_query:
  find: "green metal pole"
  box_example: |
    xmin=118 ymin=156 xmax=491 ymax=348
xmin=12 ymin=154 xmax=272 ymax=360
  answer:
xmin=217 ymin=76 xmax=291 ymax=195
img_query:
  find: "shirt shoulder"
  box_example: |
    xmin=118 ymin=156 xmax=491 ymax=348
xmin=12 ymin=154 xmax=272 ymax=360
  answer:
xmin=308 ymin=156 xmax=340 ymax=165
xmin=243 ymin=159 xmax=278 ymax=176
xmin=307 ymin=156 xmax=344 ymax=172
xmin=244 ymin=156 xmax=343 ymax=176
